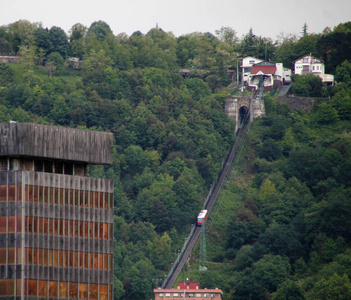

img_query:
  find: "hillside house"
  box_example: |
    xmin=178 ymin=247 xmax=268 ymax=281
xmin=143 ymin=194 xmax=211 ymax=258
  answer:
xmin=294 ymin=54 xmax=334 ymax=85
xmin=154 ymin=282 xmax=223 ymax=300
xmin=241 ymin=56 xmax=263 ymax=85
xmin=247 ymin=61 xmax=292 ymax=91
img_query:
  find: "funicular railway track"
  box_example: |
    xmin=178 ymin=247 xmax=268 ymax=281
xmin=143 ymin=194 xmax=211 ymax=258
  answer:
xmin=162 ymin=113 xmax=250 ymax=289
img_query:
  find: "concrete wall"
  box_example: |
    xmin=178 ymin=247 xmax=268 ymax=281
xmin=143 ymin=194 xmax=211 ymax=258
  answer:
xmin=277 ymin=96 xmax=323 ymax=113
xmin=0 ymin=123 xmax=113 ymax=165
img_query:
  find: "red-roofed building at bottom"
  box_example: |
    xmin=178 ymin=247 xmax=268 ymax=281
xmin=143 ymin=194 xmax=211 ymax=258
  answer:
xmin=154 ymin=282 xmax=223 ymax=300
xmin=247 ymin=61 xmax=292 ymax=92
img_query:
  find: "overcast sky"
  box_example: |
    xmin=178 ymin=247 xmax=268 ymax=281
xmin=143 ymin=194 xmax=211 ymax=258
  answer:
xmin=1 ymin=0 xmax=350 ymax=39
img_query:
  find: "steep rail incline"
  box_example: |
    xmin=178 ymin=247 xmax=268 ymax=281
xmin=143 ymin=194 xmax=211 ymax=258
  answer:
xmin=162 ymin=116 xmax=250 ymax=289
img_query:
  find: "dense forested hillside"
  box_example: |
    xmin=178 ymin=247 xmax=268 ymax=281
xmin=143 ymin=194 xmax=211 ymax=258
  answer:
xmin=1 ymin=20 xmax=351 ymax=299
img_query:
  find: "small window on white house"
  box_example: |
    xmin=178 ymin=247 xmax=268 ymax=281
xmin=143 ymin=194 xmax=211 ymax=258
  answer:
xmin=249 ymin=60 xmax=255 ymax=65
xmin=303 ymin=57 xmax=309 ymax=63
xmin=313 ymin=66 xmax=315 ymax=70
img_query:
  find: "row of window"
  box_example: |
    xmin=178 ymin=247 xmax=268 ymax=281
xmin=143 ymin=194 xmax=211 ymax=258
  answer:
xmin=0 ymin=247 xmax=113 ymax=270
xmin=0 ymin=185 xmax=113 ymax=209
xmin=0 ymin=279 xmax=112 ymax=299
xmin=0 ymin=216 xmax=113 ymax=240
xmin=157 ymin=292 xmax=217 ymax=297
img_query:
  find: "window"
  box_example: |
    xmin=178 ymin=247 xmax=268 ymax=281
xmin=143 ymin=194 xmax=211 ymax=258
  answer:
xmin=204 ymin=293 xmax=209 ymax=297
xmin=303 ymin=57 xmax=309 ymax=63
xmin=0 ymin=279 xmax=15 ymax=296
xmin=28 ymin=279 xmax=37 ymax=296
xmin=79 ymin=283 xmax=88 ymax=299
xmin=69 ymin=282 xmax=77 ymax=299
xmin=8 ymin=248 xmax=15 ymax=264
xmin=0 ymin=186 xmax=6 ymax=201
xmin=196 ymin=293 xmax=202 ymax=297
xmin=0 ymin=159 xmax=7 ymax=171
xmin=8 ymin=216 xmax=15 ymax=232
xmin=38 ymin=280 xmax=47 ymax=297
xmin=8 ymin=185 xmax=16 ymax=201
xmin=89 ymin=284 xmax=98 ymax=300
xmin=55 ymin=161 xmax=63 ymax=174
xmin=99 ymin=285 xmax=108 ymax=300
xmin=165 ymin=293 xmax=171 ymax=297
xmin=173 ymin=292 xmax=179 ymax=297
xmin=0 ymin=217 xmax=6 ymax=233
xmin=0 ymin=249 xmax=6 ymax=264
xmin=59 ymin=282 xmax=68 ymax=298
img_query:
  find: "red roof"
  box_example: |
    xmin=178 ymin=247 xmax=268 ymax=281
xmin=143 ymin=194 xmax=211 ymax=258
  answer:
xmin=251 ymin=65 xmax=276 ymax=75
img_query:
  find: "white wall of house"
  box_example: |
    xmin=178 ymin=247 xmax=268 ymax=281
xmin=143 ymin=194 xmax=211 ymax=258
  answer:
xmin=275 ymin=63 xmax=283 ymax=78
xmin=294 ymin=54 xmax=334 ymax=84
xmin=242 ymin=56 xmax=263 ymax=84
xmin=283 ymin=68 xmax=292 ymax=83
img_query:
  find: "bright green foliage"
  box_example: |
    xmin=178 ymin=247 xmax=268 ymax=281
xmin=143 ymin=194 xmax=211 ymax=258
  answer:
xmin=313 ymin=102 xmax=339 ymax=124
xmin=331 ymin=89 xmax=351 ymax=120
xmin=292 ymin=74 xmax=324 ymax=97
xmin=309 ymin=273 xmax=351 ymax=300
xmin=335 ymin=60 xmax=351 ymax=83
xmin=274 ymin=279 xmax=305 ymax=300
xmin=235 ymin=254 xmax=291 ymax=299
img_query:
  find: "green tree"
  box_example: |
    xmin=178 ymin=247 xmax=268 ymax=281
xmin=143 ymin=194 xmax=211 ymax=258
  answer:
xmin=313 ymin=102 xmax=338 ymax=124
xmin=81 ymin=49 xmax=112 ymax=86
xmin=49 ymin=26 xmax=70 ymax=57
xmin=335 ymin=59 xmax=351 ymax=83
xmin=292 ymin=74 xmax=324 ymax=97
xmin=301 ymin=23 xmax=308 ymax=36
xmin=310 ymin=273 xmax=351 ymax=300
xmin=87 ymin=20 xmax=113 ymax=41
xmin=33 ymin=27 xmax=52 ymax=54
xmin=215 ymin=26 xmax=238 ymax=46
xmin=274 ymin=279 xmax=305 ymax=300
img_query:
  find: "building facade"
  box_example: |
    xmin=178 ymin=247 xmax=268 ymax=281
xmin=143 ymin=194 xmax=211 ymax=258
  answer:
xmin=293 ymin=54 xmax=334 ymax=85
xmin=154 ymin=282 xmax=223 ymax=300
xmin=241 ymin=56 xmax=264 ymax=85
xmin=0 ymin=122 xmax=114 ymax=299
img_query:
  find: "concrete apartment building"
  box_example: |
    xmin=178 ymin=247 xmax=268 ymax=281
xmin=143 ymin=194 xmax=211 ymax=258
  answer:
xmin=154 ymin=282 xmax=223 ymax=300
xmin=0 ymin=122 xmax=114 ymax=299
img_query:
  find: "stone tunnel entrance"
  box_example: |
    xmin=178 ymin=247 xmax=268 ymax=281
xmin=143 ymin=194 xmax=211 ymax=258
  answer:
xmin=239 ymin=106 xmax=250 ymax=126
xmin=225 ymin=96 xmax=265 ymax=132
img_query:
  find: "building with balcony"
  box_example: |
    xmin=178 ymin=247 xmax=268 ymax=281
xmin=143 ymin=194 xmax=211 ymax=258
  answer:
xmin=293 ymin=54 xmax=334 ymax=85
xmin=154 ymin=282 xmax=223 ymax=300
xmin=0 ymin=122 xmax=114 ymax=299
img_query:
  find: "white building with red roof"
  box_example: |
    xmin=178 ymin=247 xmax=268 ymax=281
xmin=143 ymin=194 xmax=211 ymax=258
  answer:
xmin=241 ymin=56 xmax=264 ymax=85
xmin=247 ymin=61 xmax=290 ymax=92
xmin=154 ymin=282 xmax=223 ymax=300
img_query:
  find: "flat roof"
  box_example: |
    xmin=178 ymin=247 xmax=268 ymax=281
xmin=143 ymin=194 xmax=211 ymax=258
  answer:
xmin=0 ymin=122 xmax=113 ymax=165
